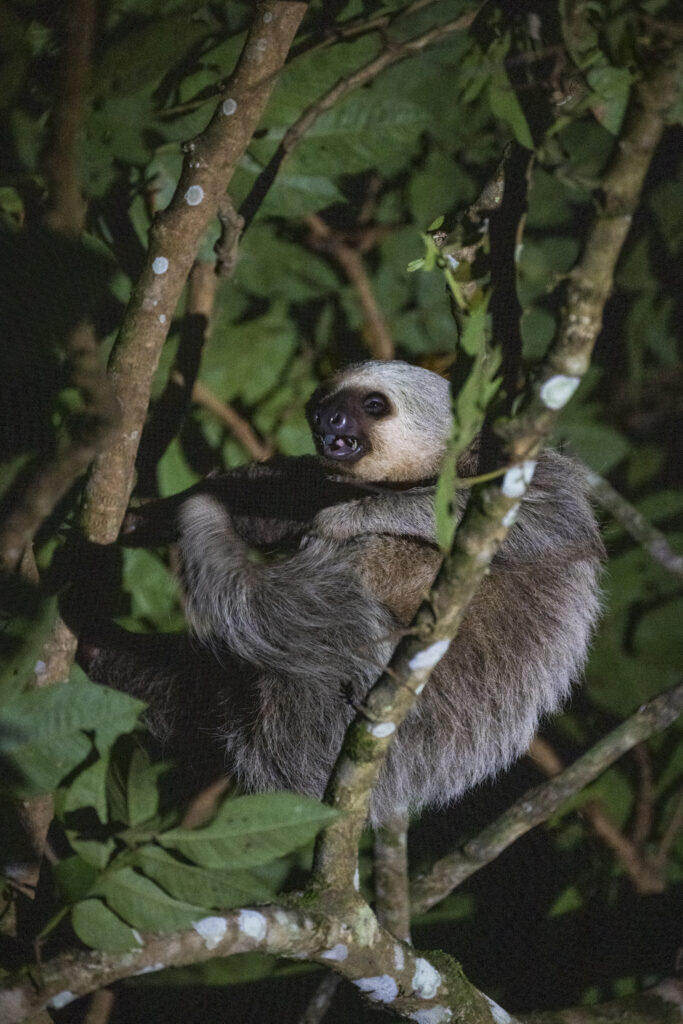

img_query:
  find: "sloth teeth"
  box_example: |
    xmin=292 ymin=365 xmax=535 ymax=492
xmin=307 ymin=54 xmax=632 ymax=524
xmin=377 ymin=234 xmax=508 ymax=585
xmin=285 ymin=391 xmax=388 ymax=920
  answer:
xmin=324 ymin=434 xmax=358 ymax=453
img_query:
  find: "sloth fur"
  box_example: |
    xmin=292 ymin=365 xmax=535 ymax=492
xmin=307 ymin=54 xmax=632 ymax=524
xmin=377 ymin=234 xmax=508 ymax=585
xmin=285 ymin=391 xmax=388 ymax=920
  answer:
xmin=79 ymin=360 xmax=603 ymax=825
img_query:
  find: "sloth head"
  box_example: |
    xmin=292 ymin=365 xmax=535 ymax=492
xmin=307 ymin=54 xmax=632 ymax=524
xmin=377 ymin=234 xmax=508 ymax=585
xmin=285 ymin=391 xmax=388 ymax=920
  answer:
xmin=306 ymin=360 xmax=452 ymax=483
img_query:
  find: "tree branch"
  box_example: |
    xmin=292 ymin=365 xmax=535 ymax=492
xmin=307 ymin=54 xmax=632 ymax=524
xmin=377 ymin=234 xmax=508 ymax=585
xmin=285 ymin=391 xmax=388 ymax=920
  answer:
xmin=306 ymin=213 xmax=395 ymax=360
xmin=410 ymin=684 xmax=683 ymax=914
xmin=81 ymin=1 xmax=308 ymax=545
xmin=374 ymin=804 xmax=412 ymax=943
xmin=311 ymin=39 xmax=683 ymax=894
xmin=586 ymin=468 xmax=683 ymax=580
xmin=42 ymin=0 xmax=96 ymax=235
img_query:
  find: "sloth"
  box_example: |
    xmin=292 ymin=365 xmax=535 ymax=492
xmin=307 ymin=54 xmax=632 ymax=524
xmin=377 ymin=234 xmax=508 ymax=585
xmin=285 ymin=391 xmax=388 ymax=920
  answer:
xmin=78 ymin=360 xmax=603 ymax=825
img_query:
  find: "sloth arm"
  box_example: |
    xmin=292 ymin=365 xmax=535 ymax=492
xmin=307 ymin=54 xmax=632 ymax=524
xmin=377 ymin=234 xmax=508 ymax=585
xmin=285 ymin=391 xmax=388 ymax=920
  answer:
xmin=120 ymin=456 xmax=381 ymax=550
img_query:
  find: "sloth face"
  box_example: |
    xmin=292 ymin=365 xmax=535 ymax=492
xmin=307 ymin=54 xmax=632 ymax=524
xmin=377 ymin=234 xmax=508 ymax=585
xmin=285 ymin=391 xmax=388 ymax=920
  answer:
xmin=306 ymin=361 xmax=453 ymax=483
xmin=307 ymin=387 xmax=391 ymax=464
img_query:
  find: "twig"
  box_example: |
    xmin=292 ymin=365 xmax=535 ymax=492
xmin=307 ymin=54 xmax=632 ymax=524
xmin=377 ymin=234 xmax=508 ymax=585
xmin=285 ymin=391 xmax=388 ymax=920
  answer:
xmin=410 ymin=683 xmax=683 ymax=913
xmin=81 ymin=1 xmax=308 ymax=546
xmin=289 ymin=0 xmax=441 ymax=59
xmin=82 ymin=988 xmax=114 ymax=1024
xmin=529 ymin=738 xmax=663 ymax=893
xmin=42 ymin=0 xmax=96 ymax=234
xmin=239 ymin=6 xmax=483 ymax=231
xmin=651 ymin=787 xmax=683 ymax=870
xmin=374 ymin=804 xmax=412 ymax=943
xmin=585 ymin=467 xmax=683 ymax=580
xmin=297 ymin=973 xmax=342 ymax=1024
xmin=630 ymin=742 xmax=655 ymax=846
xmin=306 ymin=213 xmax=394 ymax=360
xmin=192 ymin=381 xmax=274 ymax=461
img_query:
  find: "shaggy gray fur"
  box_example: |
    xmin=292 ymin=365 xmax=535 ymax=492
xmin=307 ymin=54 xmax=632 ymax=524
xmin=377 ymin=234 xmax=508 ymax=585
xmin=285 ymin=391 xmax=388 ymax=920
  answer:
xmin=81 ymin=361 xmax=603 ymax=826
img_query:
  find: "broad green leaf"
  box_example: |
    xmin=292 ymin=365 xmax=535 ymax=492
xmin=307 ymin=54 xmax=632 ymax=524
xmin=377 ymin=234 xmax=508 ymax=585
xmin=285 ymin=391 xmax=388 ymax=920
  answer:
xmin=157 ymin=438 xmax=201 ymax=499
xmin=95 ymin=866 xmax=208 ymax=931
xmin=122 ymin=549 xmax=180 ymax=628
xmin=158 ymin=792 xmax=337 ymax=869
xmin=135 ymin=845 xmax=274 ymax=908
xmin=72 ymin=898 xmax=142 ymax=952
xmin=0 ymin=678 xmax=144 ymax=796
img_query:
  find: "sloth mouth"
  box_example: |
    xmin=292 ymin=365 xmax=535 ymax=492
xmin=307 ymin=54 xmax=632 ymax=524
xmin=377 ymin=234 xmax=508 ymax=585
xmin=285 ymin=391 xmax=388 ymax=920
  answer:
xmin=319 ymin=433 xmax=364 ymax=462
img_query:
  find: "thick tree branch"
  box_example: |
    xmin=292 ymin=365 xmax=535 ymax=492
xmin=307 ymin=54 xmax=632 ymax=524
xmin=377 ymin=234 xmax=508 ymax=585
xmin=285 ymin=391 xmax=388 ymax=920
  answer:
xmin=81 ymin=1 xmax=308 ymax=545
xmin=42 ymin=0 xmax=96 ymax=234
xmin=0 ymin=897 xmax=490 ymax=1024
xmin=312 ymin=41 xmax=683 ymax=892
xmin=410 ymin=684 xmax=683 ymax=914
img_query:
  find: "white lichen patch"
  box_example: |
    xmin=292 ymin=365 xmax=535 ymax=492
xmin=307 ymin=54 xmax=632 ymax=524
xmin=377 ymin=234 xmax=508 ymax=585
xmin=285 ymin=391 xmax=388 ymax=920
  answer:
xmin=412 ymin=957 xmax=442 ymax=999
xmin=502 ymin=503 xmax=521 ymax=528
xmin=540 ymin=374 xmax=581 ymax=410
xmin=409 ymin=1007 xmax=453 ymax=1024
xmin=222 ymin=98 xmax=237 ymax=116
xmin=353 ymin=975 xmax=399 ymax=1003
xmin=255 ymin=37 xmax=268 ymax=50
xmin=263 ymin=9 xmax=273 ymax=20
xmin=501 ymin=460 xmax=536 ymax=498
xmin=184 ymin=185 xmax=204 ymax=206
xmin=652 ymin=980 xmax=683 ymax=1010
xmin=353 ymin=866 xmax=360 ymax=891
xmin=368 ymin=721 xmax=396 ymax=738
xmin=484 ymin=995 xmax=512 ymax=1024
xmin=152 ymin=256 xmax=169 ymax=275
xmin=321 ymin=943 xmax=348 ymax=962
xmin=238 ymin=909 xmax=267 ymax=942
xmin=193 ymin=916 xmax=227 ymax=950
xmin=409 ymin=639 xmax=451 ymax=672
xmin=34 ymin=660 xmax=47 ymax=675
xmin=49 ymin=991 xmax=77 ymax=1010
xmin=132 ymin=929 xmax=143 ymax=946
xmin=393 ymin=944 xmax=405 ymax=972
xmin=135 ymin=962 xmax=165 ymax=976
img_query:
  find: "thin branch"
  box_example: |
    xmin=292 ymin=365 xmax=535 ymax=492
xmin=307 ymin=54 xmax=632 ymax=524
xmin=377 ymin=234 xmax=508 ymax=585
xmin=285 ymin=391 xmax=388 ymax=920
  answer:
xmin=192 ymin=381 xmax=274 ymax=461
xmin=585 ymin=468 xmax=683 ymax=580
xmin=630 ymin=742 xmax=656 ymax=846
xmin=297 ymin=974 xmax=342 ymax=1024
xmin=652 ymin=787 xmax=683 ymax=868
xmin=289 ymin=0 xmax=441 ymax=60
xmin=410 ymin=683 xmax=683 ymax=913
xmin=306 ymin=213 xmax=394 ymax=360
xmin=374 ymin=804 xmax=412 ymax=943
xmin=529 ymin=738 xmax=663 ymax=893
xmin=239 ymin=6 xmax=483 ymax=231
xmin=81 ymin=1 xmax=309 ymax=545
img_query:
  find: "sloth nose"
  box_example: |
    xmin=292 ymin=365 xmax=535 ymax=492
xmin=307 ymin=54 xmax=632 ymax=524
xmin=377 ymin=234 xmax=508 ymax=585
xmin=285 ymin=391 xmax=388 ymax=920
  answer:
xmin=315 ymin=407 xmax=348 ymax=432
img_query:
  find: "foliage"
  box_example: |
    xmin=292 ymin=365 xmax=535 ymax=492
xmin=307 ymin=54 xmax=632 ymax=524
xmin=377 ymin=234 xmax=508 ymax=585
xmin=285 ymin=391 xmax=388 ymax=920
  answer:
xmin=0 ymin=0 xmax=682 ymax=1020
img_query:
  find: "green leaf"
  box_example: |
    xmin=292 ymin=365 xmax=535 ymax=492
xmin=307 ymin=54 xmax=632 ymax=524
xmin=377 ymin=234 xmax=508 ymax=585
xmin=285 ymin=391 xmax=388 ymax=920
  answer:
xmin=135 ymin=845 xmax=274 ymax=908
xmin=72 ymin=898 xmax=142 ymax=952
xmin=488 ymin=62 xmax=533 ymax=149
xmin=53 ymin=855 xmax=100 ymax=904
xmin=158 ymin=792 xmax=337 ymax=869
xmin=0 ymin=678 xmax=144 ymax=796
xmin=587 ymin=64 xmax=632 ymax=136
xmin=95 ymin=866 xmax=208 ymax=931
xmin=122 ymin=549 xmax=181 ymax=629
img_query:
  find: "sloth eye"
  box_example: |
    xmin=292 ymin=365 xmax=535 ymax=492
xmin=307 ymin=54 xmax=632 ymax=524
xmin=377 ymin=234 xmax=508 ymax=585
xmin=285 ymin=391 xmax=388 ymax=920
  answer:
xmin=363 ymin=392 xmax=389 ymax=417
